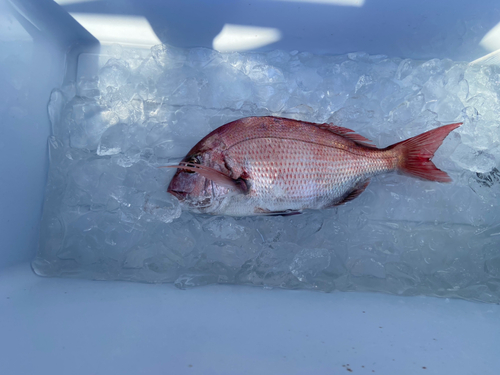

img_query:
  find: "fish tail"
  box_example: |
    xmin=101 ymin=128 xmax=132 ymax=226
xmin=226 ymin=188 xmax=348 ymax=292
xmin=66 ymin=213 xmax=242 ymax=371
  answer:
xmin=389 ymin=122 xmax=461 ymax=182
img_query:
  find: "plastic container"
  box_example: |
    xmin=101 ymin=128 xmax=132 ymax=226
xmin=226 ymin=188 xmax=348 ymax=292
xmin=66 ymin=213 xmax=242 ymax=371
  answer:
xmin=1 ymin=1 xmax=499 ymax=374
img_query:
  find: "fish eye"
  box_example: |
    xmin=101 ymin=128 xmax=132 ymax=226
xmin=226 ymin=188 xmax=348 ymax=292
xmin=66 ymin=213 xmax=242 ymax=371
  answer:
xmin=183 ymin=155 xmax=200 ymax=173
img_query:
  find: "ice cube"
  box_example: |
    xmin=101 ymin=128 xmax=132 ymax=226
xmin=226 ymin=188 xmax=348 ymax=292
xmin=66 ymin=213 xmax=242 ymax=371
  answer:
xmin=266 ymin=49 xmax=291 ymax=66
xmin=294 ymin=67 xmax=322 ymax=92
xmin=203 ymin=65 xmax=255 ymax=109
xmin=203 ymin=217 xmax=245 ymax=240
xmin=77 ymin=76 xmax=100 ymax=99
xmin=388 ymin=93 xmax=425 ymax=125
xmin=97 ymin=123 xmax=128 ymax=156
xmin=451 ymin=143 xmax=497 ymax=173
xmin=187 ymin=47 xmax=222 ymax=68
xmin=143 ymin=192 xmax=181 ymax=224
xmin=289 ymin=248 xmax=331 ymax=283
xmin=69 ymin=99 xmax=118 ymax=150
xmin=99 ymin=58 xmax=130 ymax=90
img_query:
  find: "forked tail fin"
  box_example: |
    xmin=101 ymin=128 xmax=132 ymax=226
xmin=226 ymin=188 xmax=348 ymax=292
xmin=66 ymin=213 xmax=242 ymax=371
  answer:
xmin=389 ymin=123 xmax=461 ymax=182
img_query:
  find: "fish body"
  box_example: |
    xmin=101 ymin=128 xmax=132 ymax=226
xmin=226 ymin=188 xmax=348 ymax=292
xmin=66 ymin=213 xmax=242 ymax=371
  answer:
xmin=167 ymin=116 xmax=460 ymax=216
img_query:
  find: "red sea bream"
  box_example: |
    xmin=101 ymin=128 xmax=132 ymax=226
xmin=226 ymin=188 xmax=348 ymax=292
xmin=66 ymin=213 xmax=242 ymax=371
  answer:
xmin=167 ymin=116 xmax=461 ymax=216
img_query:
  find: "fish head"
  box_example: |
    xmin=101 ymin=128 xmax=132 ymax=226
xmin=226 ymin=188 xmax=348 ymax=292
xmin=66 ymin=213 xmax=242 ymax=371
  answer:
xmin=167 ymin=154 xmax=211 ymax=205
xmin=167 ymin=138 xmax=231 ymax=212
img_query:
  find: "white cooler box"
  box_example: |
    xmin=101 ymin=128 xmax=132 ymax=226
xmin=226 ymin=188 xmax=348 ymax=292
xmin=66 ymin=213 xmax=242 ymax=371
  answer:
xmin=1 ymin=1 xmax=499 ymax=374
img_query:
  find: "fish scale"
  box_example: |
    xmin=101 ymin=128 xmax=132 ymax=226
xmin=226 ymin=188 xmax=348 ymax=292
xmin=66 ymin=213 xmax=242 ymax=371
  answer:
xmin=225 ymin=137 xmax=387 ymax=203
xmin=167 ymin=116 xmax=461 ymax=216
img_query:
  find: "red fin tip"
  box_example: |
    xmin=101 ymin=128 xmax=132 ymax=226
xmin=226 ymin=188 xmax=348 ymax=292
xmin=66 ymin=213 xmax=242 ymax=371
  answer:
xmin=391 ymin=122 xmax=461 ymax=182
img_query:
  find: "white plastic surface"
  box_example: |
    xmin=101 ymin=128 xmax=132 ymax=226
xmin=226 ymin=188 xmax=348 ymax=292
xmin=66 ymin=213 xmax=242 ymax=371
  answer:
xmin=0 ymin=0 xmax=97 ymax=269
xmin=1 ymin=1 xmax=500 ymax=374
xmin=2 ymin=265 xmax=500 ymax=375
xmin=57 ymin=0 xmax=500 ymax=60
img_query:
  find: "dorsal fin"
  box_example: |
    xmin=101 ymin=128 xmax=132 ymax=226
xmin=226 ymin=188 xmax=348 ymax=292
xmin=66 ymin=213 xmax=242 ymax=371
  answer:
xmin=317 ymin=123 xmax=376 ymax=148
xmin=331 ymin=179 xmax=371 ymax=207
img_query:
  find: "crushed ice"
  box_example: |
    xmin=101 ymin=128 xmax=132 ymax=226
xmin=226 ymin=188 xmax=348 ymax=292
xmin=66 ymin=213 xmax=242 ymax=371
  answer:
xmin=35 ymin=45 xmax=500 ymax=302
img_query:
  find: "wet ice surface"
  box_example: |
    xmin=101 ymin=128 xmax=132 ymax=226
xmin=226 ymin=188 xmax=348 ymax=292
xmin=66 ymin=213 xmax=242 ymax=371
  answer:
xmin=35 ymin=45 xmax=500 ymax=302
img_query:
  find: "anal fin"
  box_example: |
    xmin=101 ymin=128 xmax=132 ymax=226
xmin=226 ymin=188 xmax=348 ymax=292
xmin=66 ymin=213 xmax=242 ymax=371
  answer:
xmin=268 ymin=211 xmax=302 ymax=217
xmin=332 ymin=179 xmax=371 ymax=207
xmin=254 ymin=207 xmax=302 ymax=216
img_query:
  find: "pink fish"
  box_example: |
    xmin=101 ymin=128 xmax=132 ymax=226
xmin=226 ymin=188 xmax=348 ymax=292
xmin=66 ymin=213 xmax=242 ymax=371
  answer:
xmin=167 ymin=116 xmax=460 ymax=216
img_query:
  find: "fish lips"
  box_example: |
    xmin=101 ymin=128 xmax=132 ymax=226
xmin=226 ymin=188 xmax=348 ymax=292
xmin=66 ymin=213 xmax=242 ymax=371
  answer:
xmin=167 ymin=171 xmax=198 ymax=201
xmin=167 ymin=187 xmax=187 ymax=201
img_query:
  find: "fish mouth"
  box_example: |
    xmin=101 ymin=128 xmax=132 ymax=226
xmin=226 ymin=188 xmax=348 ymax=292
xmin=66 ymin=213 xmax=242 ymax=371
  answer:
xmin=167 ymin=187 xmax=188 ymax=201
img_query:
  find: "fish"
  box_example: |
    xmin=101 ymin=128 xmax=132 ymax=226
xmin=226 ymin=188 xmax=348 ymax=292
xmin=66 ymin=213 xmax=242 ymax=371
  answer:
xmin=166 ymin=116 xmax=461 ymax=216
